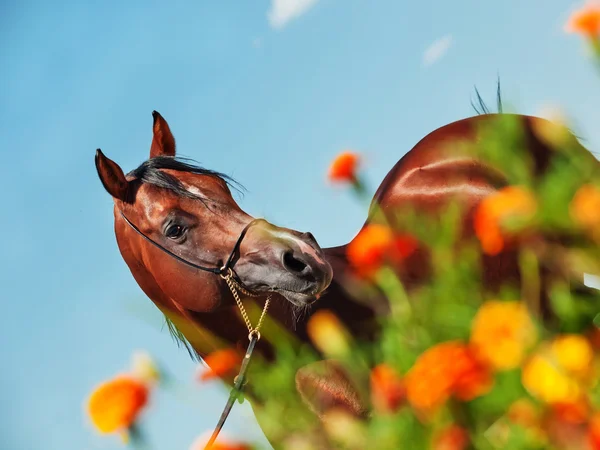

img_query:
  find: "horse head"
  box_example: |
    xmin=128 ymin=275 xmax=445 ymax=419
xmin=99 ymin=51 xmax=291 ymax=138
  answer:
xmin=95 ymin=111 xmax=333 ymax=321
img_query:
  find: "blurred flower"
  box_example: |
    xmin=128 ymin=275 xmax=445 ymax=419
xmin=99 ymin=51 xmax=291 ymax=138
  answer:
xmin=473 ymin=186 xmax=537 ymax=255
xmin=432 ymin=425 xmax=469 ymax=450
xmin=322 ymin=409 xmax=367 ymax=448
xmin=328 ymin=151 xmax=360 ymax=183
xmin=347 ymin=224 xmax=418 ymax=275
xmin=551 ymin=334 xmax=594 ymax=377
xmin=565 ymin=2 xmax=600 ymax=38
xmin=131 ymin=350 xmax=161 ymax=385
xmin=370 ymin=363 xmax=405 ymax=413
xmin=198 ymin=349 xmax=242 ymax=382
xmin=470 ymin=301 xmax=537 ymax=371
xmin=570 ymin=184 xmax=600 ymax=232
xmin=551 ymin=398 xmax=590 ymax=424
xmin=87 ymin=375 xmax=149 ymax=436
xmin=306 ymin=310 xmax=350 ymax=357
xmin=522 ymin=352 xmax=581 ymax=404
xmin=189 ymin=432 xmax=252 ymax=450
xmin=405 ymin=341 xmax=492 ymax=413
xmin=507 ymin=399 xmax=540 ymax=429
xmin=589 ymin=413 xmax=600 ymax=450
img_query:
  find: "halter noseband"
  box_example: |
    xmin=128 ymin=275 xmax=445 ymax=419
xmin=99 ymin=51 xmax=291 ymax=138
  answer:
xmin=117 ymin=210 xmax=271 ymax=449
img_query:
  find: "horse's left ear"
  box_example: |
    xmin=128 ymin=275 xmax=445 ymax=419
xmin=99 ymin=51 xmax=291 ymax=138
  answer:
xmin=150 ymin=110 xmax=176 ymax=158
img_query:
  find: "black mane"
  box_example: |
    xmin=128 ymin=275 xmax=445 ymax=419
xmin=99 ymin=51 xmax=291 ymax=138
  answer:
xmin=471 ymin=77 xmax=503 ymax=115
xmin=127 ymin=156 xmax=243 ymax=201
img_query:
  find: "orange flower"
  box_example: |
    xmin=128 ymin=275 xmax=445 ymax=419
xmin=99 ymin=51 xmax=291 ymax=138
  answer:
xmin=347 ymin=224 xmax=417 ymax=274
xmin=404 ymin=341 xmax=493 ymax=413
xmin=189 ymin=432 xmax=252 ymax=450
xmin=470 ymin=301 xmax=537 ymax=371
xmin=328 ymin=151 xmax=360 ymax=183
xmin=565 ymin=2 xmax=600 ymax=38
xmin=87 ymin=375 xmax=149 ymax=434
xmin=507 ymin=399 xmax=540 ymax=429
xmin=473 ymin=186 xmax=536 ymax=255
xmin=589 ymin=413 xmax=600 ymax=450
xmin=370 ymin=364 xmax=405 ymax=413
xmin=432 ymin=425 xmax=469 ymax=450
xmin=570 ymin=184 xmax=600 ymax=232
xmin=198 ymin=349 xmax=242 ymax=381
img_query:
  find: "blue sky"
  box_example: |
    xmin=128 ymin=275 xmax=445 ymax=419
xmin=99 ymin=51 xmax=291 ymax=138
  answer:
xmin=1 ymin=1 xmax=599 ymax=449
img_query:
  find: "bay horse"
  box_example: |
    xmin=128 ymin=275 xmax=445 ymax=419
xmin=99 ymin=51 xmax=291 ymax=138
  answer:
xmin=95 ymin=108 xmax=600 ymax=443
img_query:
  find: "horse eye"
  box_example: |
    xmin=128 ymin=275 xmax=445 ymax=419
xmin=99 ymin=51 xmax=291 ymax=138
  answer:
xmin=165 ymin=224 xmax=186 ymax=240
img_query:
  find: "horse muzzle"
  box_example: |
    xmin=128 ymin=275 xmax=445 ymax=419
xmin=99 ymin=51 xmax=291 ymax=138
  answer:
xmin=235 ymin=223 xmax=333 ymax=306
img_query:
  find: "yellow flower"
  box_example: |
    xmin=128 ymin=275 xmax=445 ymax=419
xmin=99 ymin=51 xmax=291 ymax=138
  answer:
xmin=551 ymin=334 xmax=593 ymax=377
xmin=522 ymin=353 xmax=580 ymax=404
xmin=87 ymin=375 xmax=149 ymax=434
xmin=131 ymin=351 xmax=161 ymax=385
xmin=470 ymin=301 xmax=537 ymax=371
xmin=306 ymin=310 xmax=350 ymax=357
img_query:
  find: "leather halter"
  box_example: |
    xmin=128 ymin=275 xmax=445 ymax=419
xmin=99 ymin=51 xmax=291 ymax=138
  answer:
xmin=119 ymin=211 xmax=263 ymax=276
xmin=118 ymin=210 xmax=270 ymax=449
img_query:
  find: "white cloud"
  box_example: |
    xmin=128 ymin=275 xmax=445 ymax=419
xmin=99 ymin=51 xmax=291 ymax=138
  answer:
xmin=267 ymin=0 xmax=320 ymax=29
xmin=422 ymin=34 xmax=454 ymax=67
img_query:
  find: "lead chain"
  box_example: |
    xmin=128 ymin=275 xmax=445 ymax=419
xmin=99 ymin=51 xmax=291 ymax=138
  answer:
xmin=221 ymin=268 xmax=271 ymax=340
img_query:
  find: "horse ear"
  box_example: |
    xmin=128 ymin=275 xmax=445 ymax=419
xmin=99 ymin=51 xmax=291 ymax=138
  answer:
xmin=95 ymin=149 xmax=129 ymax=201
xmin=150 ymin=110 xmax=176 ymax=158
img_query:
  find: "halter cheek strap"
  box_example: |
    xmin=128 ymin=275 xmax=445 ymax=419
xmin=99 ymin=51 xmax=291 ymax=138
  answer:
xmin=117 ymin=210 xmax=271 ymax=450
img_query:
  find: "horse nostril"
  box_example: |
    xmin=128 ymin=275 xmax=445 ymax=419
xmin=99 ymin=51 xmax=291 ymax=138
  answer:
xmin=283 ymin=250 xmax=308 ymax=274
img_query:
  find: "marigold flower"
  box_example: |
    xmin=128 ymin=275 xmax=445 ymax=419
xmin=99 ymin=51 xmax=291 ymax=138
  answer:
xmin=198 ymin=348 xmax=242 ymax=381
xmin=370 ymin=364 xmax=405 ymax=413
xmin=131 ymin=350 xmax=161 ymax=385
xmin=522 ymin=353 xmax=581 ymax=404
xmin=470 ymin=301 xmax=537 ymax=371
xmin=570 ymin=184 xmax=600 ymax=231
xmin=328 ymin=151 xmax=360 ymax=183
xmin=432 ymin=425 xmax=469 ymax=450
xmin=405 ymin=341 xmax=492 ymax=413
xmin=473 ymin=186 xmax=536 ymax=255
xmin=551 ymin=334 xmax=594 ymax=377
xmin=347 ymin=224 xmax=418 ymax=275
xmin=565 ymin=2 xmax=600 ymax=38
xmin=189 ymin=432 xmax=252 ymax=450
xmin=306 ymin=310 xmax=349 ymax=357
xmin=507 ymin=399 xmax=540 ymax=429
xmin=589 ymin=413 xmax=600 ymax=450
xmin=87 ymin=375 xmax=149 ymax=434
xmin=551 ymin=398 xmax=590 ymax=424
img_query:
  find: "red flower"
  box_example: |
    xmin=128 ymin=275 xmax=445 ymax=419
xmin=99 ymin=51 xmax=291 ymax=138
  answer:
xmin=328 ymin=152 xmax=360 ymax=183
xmin=433 ymin=425 xmax=469 ymax=450
xmin=370 ymin=364 xmax=405 ymax=413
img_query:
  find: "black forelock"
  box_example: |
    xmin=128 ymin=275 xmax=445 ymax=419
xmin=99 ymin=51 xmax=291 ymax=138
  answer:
xmin=127 ymin=156 xmax=243 ymax=201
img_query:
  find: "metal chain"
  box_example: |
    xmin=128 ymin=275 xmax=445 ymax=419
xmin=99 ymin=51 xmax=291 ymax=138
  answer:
xmin=221 ymin=268 xmax=271 ymax=340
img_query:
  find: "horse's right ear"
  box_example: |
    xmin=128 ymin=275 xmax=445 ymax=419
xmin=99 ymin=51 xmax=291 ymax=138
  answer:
xmin=95 ymin=149 xmax=129 ymax=202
